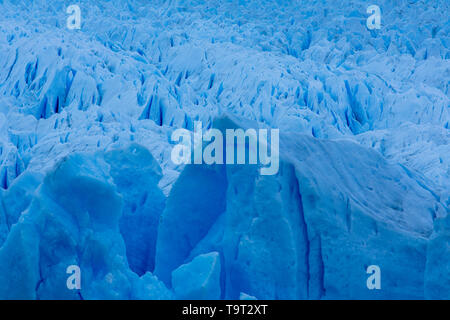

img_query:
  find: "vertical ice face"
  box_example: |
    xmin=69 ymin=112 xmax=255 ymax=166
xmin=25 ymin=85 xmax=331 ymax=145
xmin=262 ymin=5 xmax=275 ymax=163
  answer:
xmin=0 ymin=147 xmax=172 ymax=299
xmin=104 ymin=143 xmax=166 ymax=276
xmin=154 ymin=163 xmax=228 ymax=285
xmin=153 ymin=116 xmax=443 ymax=299
xmin=172 ymin=251 xmax=221 ymax=299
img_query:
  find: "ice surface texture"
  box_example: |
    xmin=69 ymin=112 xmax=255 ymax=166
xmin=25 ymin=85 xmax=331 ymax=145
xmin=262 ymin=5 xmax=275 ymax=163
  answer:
xmin=0 ymin=0 xmax=448 ymax=299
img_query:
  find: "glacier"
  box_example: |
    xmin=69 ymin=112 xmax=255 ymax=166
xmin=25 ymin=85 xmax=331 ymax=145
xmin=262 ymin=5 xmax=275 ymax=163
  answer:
xmin=0 ymin=0 xmax=448 ymax=299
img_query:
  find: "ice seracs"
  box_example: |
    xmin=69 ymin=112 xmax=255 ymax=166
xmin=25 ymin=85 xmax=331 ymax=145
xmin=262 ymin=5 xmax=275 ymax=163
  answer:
xmin=0 ymin=0 xmax=448 ymax=299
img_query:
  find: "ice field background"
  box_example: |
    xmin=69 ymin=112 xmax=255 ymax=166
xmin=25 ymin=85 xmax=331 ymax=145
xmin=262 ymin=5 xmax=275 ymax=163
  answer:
xmin=0 ymin=0 xmax=448 ymax=299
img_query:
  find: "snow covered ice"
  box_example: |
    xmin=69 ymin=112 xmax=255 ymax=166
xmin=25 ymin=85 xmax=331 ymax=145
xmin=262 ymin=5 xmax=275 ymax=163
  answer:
xmin=0 ymin=0 xmax=448 ymax=299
